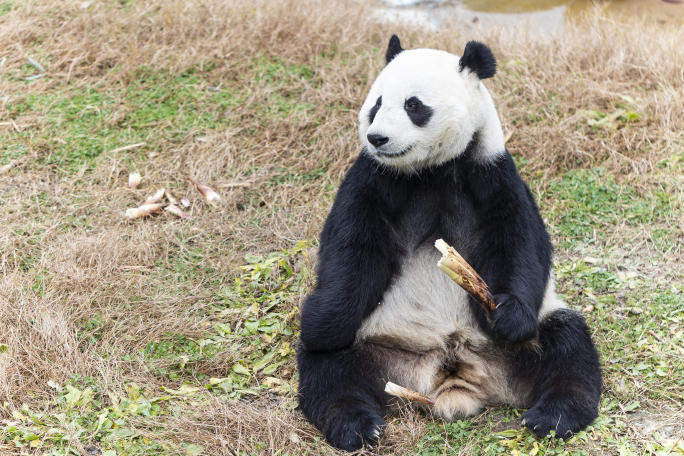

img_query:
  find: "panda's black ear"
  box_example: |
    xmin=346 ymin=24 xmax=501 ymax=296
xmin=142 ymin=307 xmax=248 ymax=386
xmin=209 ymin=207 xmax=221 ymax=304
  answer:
xmin=385 ymin=35 xmax=404 ymax=65
xmin=459 ymin=41 xmax=497 ymax=79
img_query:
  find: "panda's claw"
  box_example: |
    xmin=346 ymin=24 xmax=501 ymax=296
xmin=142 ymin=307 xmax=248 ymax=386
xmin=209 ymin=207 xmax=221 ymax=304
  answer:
xmin=521 ymin=398 xmax=596 ymax=441
xmin=324 ymin=406 xmax=386 ymax=452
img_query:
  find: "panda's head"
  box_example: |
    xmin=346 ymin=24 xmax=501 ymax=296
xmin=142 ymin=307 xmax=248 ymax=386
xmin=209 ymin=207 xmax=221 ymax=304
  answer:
xmin=359 ymin=36 xmax=505 ymax=172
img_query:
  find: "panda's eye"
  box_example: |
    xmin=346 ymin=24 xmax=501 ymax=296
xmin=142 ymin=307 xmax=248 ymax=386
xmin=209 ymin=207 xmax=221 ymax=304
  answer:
xmin=404 ymin=97 xmax=421 ymax=112
xmin=375 ymin=96 xmax=382 ymax=107
xmin=404 ymin=96 xmax=433 ymax=127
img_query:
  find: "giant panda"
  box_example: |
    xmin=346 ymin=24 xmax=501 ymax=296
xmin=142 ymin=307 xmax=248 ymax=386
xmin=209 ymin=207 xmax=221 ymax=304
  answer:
xmin=297 ymin=35 xmax=602 ymax=452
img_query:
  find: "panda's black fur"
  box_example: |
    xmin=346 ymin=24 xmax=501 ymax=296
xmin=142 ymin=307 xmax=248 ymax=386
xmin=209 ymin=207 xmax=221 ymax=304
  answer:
xmin=298 ymin=36 xmax=602 ymax=452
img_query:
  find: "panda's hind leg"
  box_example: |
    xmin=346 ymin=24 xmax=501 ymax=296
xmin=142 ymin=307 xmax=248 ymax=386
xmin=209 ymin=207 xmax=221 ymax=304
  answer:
xmin=297 ymin=344 xmax=386 ymax=452
xmin=517 ymin=308 xmax=602 ymax=439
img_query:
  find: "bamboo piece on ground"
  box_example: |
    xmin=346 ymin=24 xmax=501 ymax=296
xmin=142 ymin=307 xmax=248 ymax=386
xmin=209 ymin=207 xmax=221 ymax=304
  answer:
xmin=128 ymin=172 xmax=141 ymax=189
xmin=165 ymin=204 xmax=189 ymax=219
xmin=144 ymin=188 xmax=165 ymax=205
xmin=435 ymin=239 xmax=497 ymax=313
xmin=188 ymin=175 xmax=221 ymax=205
xmin=384 ymin=382 xmax=434 ymax=405
xmin=124 ymin=203 xmax=168 ymax=219
xmin=164 ymin=189 xmax=178 ymax=205
xmin=1 ymin=160 xmax=16 ymax=173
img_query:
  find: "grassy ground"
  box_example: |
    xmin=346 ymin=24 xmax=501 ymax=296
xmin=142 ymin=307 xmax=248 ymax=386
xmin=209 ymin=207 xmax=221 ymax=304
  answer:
xmin=1 ymin=0 xmax=683 ymax=454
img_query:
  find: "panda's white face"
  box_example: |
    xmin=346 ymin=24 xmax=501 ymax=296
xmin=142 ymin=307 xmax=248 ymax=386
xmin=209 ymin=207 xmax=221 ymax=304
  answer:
xmin=358 ymin=48 xmax=504 ymax=172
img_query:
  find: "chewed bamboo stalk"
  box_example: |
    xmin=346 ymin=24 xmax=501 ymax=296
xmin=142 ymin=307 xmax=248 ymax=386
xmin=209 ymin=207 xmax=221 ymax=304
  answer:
xmin=128 ymin=172 xmax=141 ymax=189
xmin=384 ymin=382 xmax=434 ymax=405
xmin=164 ymin=189 xmax=178 ymax=205
xmin=165 ymin=204 xmax=189 ymax=219
xmin=144 ymin=188 xmax=165 ymax=205
xmin=180 ymin=197 xmax=190 ymax=207
xmin=1 ymin=160 xmax=17 ymax=173
xmin=124 ymin=203 xmax=168 ymax=219
xmin=188 ymin=175 xmax=221 ymax=205
xmin=435 ymin=239 xmax=497 ymax=313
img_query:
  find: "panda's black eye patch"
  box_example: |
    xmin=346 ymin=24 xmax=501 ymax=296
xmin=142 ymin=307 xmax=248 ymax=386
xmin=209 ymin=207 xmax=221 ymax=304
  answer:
xmin=369 ymin=96 xmax=382 ymax=124
xmin=404 ymin=96 xmax=433 ymax=127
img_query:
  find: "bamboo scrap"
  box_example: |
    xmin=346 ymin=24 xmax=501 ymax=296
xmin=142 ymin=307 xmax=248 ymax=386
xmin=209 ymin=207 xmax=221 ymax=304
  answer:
xmin=188 ymin=175 xmax=221 ymax=205
xmin=124 ymin=203 xmax=168 ymax=219
xmin=144 ymin=188 xmax=165 ymax=205
xmin=164 ymin=189 xmax=178 ymax=205
xmin=165 ymin=204 xmax=189 ymax=219
xmin=1 ymin=160 xmax=16 ymax=173
xmin=384 ymin=382 xmax=434 ymax=405
xmin=435 ymin=239 xmax=497 ymax=313
xmin=128 ymin=172 xmax=141 ymax=189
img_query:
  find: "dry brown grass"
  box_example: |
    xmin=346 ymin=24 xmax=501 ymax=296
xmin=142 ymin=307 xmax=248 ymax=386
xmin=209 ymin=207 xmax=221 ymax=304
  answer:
xmin=1 ymin=0 xmax=683 ymax=454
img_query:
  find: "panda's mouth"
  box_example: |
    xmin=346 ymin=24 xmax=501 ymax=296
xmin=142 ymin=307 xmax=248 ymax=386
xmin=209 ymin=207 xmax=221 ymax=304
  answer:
xmin=376 ymin=145 xmax=412 ymax=158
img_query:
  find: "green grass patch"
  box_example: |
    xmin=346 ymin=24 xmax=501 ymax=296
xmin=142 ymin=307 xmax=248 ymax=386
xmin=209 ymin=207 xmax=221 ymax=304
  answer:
xmin=2 ymin=68 xmax=241 ymax=170
xmin=142 ymin=241 xmax=309 ymax=391
xmin=3 ymin=375 xmax=203 ymax=455
xmin=542 ymin=168 xmax=679 ymax=251
xmin=0 ymin=2 xmax=13 ymax=15
xmin=2 ymin=56 xmax=327 ymax=173
xmin=593 ymin=289 xmax=684 ymax=400
xmin=2 ymin=243 xmax=310 ymax=454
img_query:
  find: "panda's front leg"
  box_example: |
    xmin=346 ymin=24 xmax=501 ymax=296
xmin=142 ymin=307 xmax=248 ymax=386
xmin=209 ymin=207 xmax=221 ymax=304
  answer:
xmin=297 ymin=344 xmax=387 ymax=452
xmin=296 ymin=153 xmax=402 ymax=450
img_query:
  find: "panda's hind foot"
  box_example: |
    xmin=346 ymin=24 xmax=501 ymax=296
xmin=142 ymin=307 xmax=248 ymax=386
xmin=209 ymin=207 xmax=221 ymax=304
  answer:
xmin=519 ymin=309 xmax=602 ymax=440
xmin=521 ymin=396 xmax=598 ymax=440
xmin=324 ymin=404 xmax=386 ymax=452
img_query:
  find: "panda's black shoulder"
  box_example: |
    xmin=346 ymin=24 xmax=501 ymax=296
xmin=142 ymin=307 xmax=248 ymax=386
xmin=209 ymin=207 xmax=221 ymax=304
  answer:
xmin=338 ymin=151 xmax=385 ymax=189
xmin=319 ymin=151 xmax=405 ymax=245
xmin=459 ymin=150 xmax=525 ymax=200
xmin=327 ymin=151 xmax=398 ymax=208
xmin=457 ymin=150 xmax=553 ymax=259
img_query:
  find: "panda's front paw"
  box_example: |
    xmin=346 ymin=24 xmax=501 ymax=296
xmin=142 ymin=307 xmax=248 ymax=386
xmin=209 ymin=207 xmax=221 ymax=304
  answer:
xmin=491 ymin=294 xmax=537 ymax=344
xmin=324 ymin=405 xmax=386 ymax=452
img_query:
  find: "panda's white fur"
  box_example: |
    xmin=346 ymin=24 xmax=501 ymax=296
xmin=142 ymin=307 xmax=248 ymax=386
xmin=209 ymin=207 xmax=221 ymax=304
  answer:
xmin=358 ymin=48 xmax=506 ymax=171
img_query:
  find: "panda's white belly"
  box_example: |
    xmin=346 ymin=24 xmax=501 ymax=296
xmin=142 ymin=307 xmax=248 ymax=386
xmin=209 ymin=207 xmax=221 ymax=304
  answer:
xmin=356 ymin=244 xmax=480 ymax=351
xmin=354 ymin=243 xmax=567 ymax=419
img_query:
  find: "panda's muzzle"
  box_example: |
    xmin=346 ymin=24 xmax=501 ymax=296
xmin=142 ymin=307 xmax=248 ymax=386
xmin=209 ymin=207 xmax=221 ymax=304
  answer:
xmin=376 ymin=145 xmax=412 ymax=158
xmin=367 ymin=134 xmax=389 ymax=148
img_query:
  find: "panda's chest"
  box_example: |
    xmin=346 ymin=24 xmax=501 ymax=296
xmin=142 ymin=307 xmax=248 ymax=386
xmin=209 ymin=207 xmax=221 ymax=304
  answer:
xmin=355 ymin=243 xmax=480 ymax=352
xmin=389 ymin=173 xmax=481 ymax=254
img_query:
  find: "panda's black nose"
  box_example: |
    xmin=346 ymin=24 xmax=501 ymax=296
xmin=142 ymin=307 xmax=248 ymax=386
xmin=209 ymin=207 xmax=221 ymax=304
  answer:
xmin=367 ymin=134 xmax=389 ymax=148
